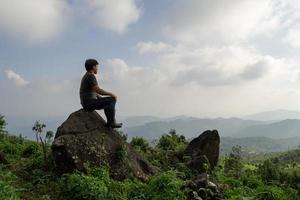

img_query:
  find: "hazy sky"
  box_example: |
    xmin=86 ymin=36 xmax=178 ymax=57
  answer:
xmin=2 ymin=0 xmax=300 ymax=120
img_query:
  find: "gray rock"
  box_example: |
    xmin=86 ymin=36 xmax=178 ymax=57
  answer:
xmin=51 ymin=109 xmax=159 ymax=181
xmin=184 ymin=130 xmax=220 ymax=172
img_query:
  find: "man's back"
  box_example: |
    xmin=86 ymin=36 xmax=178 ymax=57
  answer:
xmin=79 ymin=72 xmax=98 ymax=107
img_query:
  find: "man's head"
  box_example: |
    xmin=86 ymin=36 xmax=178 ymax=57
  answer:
xmin=85 ymin=58 xmax=99 ymax=74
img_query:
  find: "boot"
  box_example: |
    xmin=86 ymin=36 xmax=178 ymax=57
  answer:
xmin=104 ymin=108 xmax=122 ymax=128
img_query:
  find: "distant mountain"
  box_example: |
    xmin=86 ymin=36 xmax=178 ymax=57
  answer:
xmin=244 ymin=109 xmax=300 ymax=121
xmin=234 ymin=119 xmax=300 ymax=138
xmin=123 ymin=115 xmax=300 ymax=140
xmin=6 ymin=110 xmax=300 ymax=142
xmin=119 ymin=115 xmax=162 ymax=127
xmin=123 ymin=117 xmax=266 ymax=140
xmin=120 ymin=115 xmax=194 ymax=128
xmin=220 ymin=136 xmax=300 ymax=155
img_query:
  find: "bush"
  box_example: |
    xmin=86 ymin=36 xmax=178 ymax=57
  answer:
xmin=156 ymin=129 xmax=187 ymax=152
xmin=22 ymin=142 xmax=41 ymax=157
xmin=145 ymin=171 xmax=185 ymax=200
xmin=0 ymin=169 xmax=20 ymax=200
xmin=130 ymin=137 xmax=150 ymax=153
xmin=258 ymin=160 xmax=280 ymax=183
xmin=255 ymin=185 xmax=298 ymax=200
xmin=0 ymin=180 xmax=20 ymax=200
xmin=59 ymin=173 xmax=108 ymax=200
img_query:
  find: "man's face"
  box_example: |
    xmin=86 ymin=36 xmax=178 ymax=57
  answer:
xmin=93 ymin=64 xmax=99 ymax=74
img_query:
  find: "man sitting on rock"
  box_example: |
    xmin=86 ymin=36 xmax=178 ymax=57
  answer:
xmin=79 ymin=58 xmax=123 ymax=128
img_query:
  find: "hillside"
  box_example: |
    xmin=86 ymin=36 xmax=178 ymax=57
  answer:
xmin=1 ymin=128 xmax=299 ymax=200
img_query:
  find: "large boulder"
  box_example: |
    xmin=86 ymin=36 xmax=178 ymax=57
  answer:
xmin=51 ymin=109 xmax=159 ymax=181
xmin=184 ymin=130 xmax=220 ymax=172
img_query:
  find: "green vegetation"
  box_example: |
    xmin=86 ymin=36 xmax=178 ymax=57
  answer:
xmin=0 ymin=115 xmax=299 ymax=199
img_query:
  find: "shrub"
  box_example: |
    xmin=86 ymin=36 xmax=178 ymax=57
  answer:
xmin=130 ymin=137 xmax=150 ymax=153
xmin=0 ymin=181 xmax=20 ymax=200
xmin=145 ymin=171 xmax=185 ymax=200
xmin=22 ymin=142 xmax=41 ymax=157
xmin=59 ymin=173 xmax=108 ymax=200
xmin=258 ymin=160 xmax=280 ymax=183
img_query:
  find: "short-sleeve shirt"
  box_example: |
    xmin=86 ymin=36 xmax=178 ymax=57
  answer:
xmin=79 ymin=72 xmax=98 ymax=106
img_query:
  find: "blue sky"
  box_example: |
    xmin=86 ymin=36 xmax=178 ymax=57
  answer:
xmin=2 ymin=0 xmax=300 ymax=124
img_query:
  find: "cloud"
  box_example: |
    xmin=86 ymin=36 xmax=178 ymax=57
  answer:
xmin=163 ymin=0 xmax=300 ymax=51
xmin=240 ymin=59 xmax=271 ymax=80
xmin=0 ymin=0 xmax=70 ymax=43
xmin=137 ymin=41 xmax=172 ymax=54
xmin=100 ymin=58 xmax=165 ymax=89
xmin=84 ymin=0 xmax=140 ymax=33
xmin=0 ymin=0 xmax=141 ymax=43
xmin=139 ymin=43 xmax=273 ymax=87
xmin=164 ymin=0 xmax=277 ymax=45
xmin=4 ymin=69 xmax=29 ymax=87
xmin=0 ymin=72 xmax=80 ymax=117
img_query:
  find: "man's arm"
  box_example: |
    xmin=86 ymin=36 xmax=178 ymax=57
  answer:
xmin=92 ymin=85 xmax=117 ymax=100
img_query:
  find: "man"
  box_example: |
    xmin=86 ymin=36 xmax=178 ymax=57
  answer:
xmin=79 ymin=58 xmax=122 ymax=128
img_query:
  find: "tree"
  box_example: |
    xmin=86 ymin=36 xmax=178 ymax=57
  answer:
xmin=130 ymin=137 xmax=150 ymax=152
xmin=32 ymin=121 xmax=54 ymax=163
xmin=32 ymin=120 xmax=46 ymax=143
xmin=0 ymin=114 xmax=7 ymax=133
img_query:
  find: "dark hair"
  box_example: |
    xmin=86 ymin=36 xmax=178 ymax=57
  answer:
xmin=85 ymin=58 xmax=99 ymax=71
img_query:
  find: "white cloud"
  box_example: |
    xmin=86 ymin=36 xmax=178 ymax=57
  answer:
xmin=137 ymin=41 xmax=172 ymax=54
xmin=84 ymin=0 xmax=140 ymax=33
xmin=163 ymin=0 xmax=300 ymax=47
xmin=0 ymin=0 xmax=70 ymax=43
xmin=4 ymin=69 xmax=29 ymax=87
xmin=136 ymin=42 xmax=273 ymax=87
xmin=165 ymin=0 xmax=278 ymax=45
xmin=100 ymin=58 xmax=165 ymax=89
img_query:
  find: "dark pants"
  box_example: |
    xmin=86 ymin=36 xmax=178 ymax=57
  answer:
xmin=83 ymin=96 xmax=116 ymax=123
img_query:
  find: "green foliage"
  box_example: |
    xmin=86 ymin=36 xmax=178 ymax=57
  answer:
xmin=130 ymin=137 xmax=150 ymax=153
xmin=0 ymin=181 xmax=20 ymax=200
xmin=117 ymin=143 xmax=128 ymax=162
xmin=258 ymin=159 xmax=280 ymax=183
xmin=0 ymin=167 xmax=21 ymax=200
xmin=117 ymin=130 xmax=128 ymax=142
xmin=32 ymin=120 xmax=54 ymax=165
xmin=156 ymin=129 xmax=187 ymax=151
xmin=22 ymin=142 xmax=41 ymax=157
xmin=58 ymin=166 xmax=185 ymax=200
xmin=32 ymin=120 xmax=46 ymax=143
xmin=1 ymin=128 xmax=300 ymax=200
xmin=59 ymin=173 xmax=108 ymax=200
xmin=141 ymin=129 xmax=190 ymax=172
xmin=224 ymin=145 xmax=243 ymax=177
xmin=255 ymin=185 xmax=298 ymax=200
xmin=145 ymin=171 xmax=185 ymax=200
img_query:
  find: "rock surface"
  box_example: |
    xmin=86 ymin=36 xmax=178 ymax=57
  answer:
xmin=51 ymin=109 xmax=159 ymax=181
xmin=184 ymin=130 xmax=220 ymax=172
xmin=186 ymin=173 xmax=222 ymax=200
